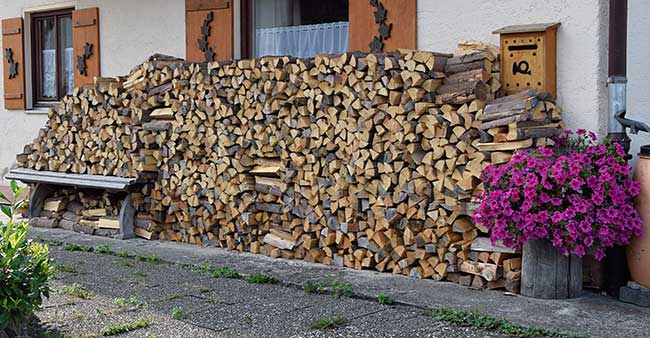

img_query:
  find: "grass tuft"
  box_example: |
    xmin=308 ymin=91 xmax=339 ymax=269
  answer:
xmin=245 ymin=273 xmax=277 ymax=284
xmin=432 ymin=307 xmax=587 ymax=338
xmin=304 ymin=280 xmax=353 ymax=298
xmin=61 ymin=283 xmax=94 ymax=300
xmin=310 ymin=316 xmax=347 ymax=330
xmin=112 ymin=295 xmax=144 ymax=308
xmin=172 ymin=307 xmax=185 ymax=320
xmin=54 ymin=264 xmax=78 ymax=274
xmin=137 ymin=254 xmax=161 ymax=264
xmin=99 ymin=318 xmax=152 ymax=336
xmin=208 ymin=266 xmax=241 ymax=279
xmin=95 ymin=244 xmax=113 ymax=254
xmin=64 ymin=243 xmax=94 ymax=252
xmin=377 ymin=291 xmax=394 ymax=305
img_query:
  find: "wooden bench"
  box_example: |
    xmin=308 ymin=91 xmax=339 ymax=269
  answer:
xmin=5 ymin=168 xmax=150 ymax=240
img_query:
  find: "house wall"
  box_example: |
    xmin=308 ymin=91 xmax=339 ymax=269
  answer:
xmin=0 ymin=0 xmax=186 ymax=181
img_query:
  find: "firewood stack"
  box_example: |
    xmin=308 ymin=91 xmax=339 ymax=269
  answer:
xmin=476 ymin=89 xmax=563 ymax=164
xmin=15 ymin=45 xmax=564 ymax=292
xmin=29 ymin=189 xmax=124 ymax=237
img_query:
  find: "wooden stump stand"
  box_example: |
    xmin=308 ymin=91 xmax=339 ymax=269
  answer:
xmin=521 ymin=239 xmax=582 ymax=299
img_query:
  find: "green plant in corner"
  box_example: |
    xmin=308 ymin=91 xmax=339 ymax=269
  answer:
xmin=0 ymin=180 xmax=56 ymax=334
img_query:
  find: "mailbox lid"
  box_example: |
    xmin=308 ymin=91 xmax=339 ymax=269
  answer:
xmin=492 ymin=22 xmax=560 ymax=35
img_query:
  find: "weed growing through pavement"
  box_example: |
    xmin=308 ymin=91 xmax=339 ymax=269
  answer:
xmin=118 ymin=261 xmax=133 ymax=267
xmin=208 ymin=266 xmax=241 ymax=279
xmin=95 ymin=244 xmax=113 ymax=254
xmin=171 ymin=307 xmax=185 ymax=320
xmin=377 ymin=292 xmax=394 ymax=305
xmin=132 ymin=271 xmax=147 ymax=278
xmin=112 ymin=295 xmax=144 ymax=308
xmin=61 ymin=283 xmax=94 ymax=300
xmin=432 ymin=308 xmax=587 ymax=338
xmin=310 ymin=316 xmax=347 ymax=330
xmin=54 ymin=263 xmax=78 ymax=273
xmin=304 ymin=280 xmax=353 ymax=298
xmin=64 ymin=243 xmax=94 ymax=252
xmin=137 ymin=254 xmax=161 ymax=264
xmin=245 ymin=273 xmax=277 ymax=284
xmin=99 ymin=318 xmax=153 ymax=336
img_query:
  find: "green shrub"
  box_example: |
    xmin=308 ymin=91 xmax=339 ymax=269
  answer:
xmin=0 ymin=181 xmax=56 ymax=331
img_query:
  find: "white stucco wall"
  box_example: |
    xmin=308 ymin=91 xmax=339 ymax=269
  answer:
xmin=417 ymin=0 xmax=610 ymax=137
xmin=0 ymin=0 xmax=186 ymax=181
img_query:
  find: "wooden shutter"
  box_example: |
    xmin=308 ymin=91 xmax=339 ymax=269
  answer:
xmin=72 ymin=7 xmax=100 ymax=87
xmin=185 ymin=0 xmax=233 ymax=62
xmin=349 ymin=0 xmax=417 ymax=52
xmin=2 ymin=17 xmax=25 ymax=110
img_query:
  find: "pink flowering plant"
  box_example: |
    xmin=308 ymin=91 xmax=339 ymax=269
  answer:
xmin=475 ymin=130 xmax=642 ymax=260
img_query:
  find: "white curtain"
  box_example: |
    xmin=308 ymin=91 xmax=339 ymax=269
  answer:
xmin=42 ymin=49 xmax=57 ymax=98
xmin=41 ymin=48 xmax=74 ymax=98
xmin=64 ymin=47 xmax=74 ymax=95
xmin=255 ymin=21 xmax=349 ymax=58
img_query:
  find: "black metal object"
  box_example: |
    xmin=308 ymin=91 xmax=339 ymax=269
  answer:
xmin=198 ymin=11 xmax=216 ymax=62
xmin=368 ymin=0 xmax=392 ymax=53
xmin=76 ymin=42 xmax=93 ymax=76
xmin=4 ymin=47 xmax=18 ymax=79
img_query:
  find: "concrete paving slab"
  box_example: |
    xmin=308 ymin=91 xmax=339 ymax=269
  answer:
xmin=30 ymin=227 xmax=650 ymax=338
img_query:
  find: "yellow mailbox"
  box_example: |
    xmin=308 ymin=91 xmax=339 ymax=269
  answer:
xmin=493 ymin=22 xmax=560 ymax=97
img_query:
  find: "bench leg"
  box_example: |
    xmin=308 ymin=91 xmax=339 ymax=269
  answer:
xmin=118 ymin=194 xmax=135 ymax=240
xmin=28 ymin=183 xmax=55 ymax=218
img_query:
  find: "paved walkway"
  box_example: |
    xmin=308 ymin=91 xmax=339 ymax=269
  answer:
xmin=29 ymin=227 xmax=650 ymax=338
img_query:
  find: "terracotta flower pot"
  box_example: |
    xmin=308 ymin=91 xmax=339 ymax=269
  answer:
xmin=627 ymin=150 xmax=650 ymax=288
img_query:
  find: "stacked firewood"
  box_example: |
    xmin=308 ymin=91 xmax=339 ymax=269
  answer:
xmin=15 ymin=55 xmax=183 ymax=177
xmin=476 ymin=89 xmax=563 ymax=164
xmin=16 ymin=47 xmax=562 ymax=292
xmin=29 ymin=189 xmax=124 ymax=237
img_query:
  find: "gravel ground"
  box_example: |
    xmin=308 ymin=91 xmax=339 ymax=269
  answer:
xmin=28 ymin=245 xmax=507 ymax=338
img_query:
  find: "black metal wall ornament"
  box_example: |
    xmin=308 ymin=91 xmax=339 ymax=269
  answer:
xmin=4 ymin=48 xmax=18 ymax=79
xmin=76 ymin=42 xmax=93 ymax=76
xmin=198 ymin=11 xmax=216 ymax=62
xmin=369 ymin=0 xmax=392 ymax=53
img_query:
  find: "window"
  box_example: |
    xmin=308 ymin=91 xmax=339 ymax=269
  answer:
xmin=31 ymin=9 xmax=74 ymax=104
xmin=243 ymin=0 xmax=349 ymax=58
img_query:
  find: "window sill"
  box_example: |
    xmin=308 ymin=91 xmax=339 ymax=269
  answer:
xmin=25 ymin=105 xmax=56 ymax=115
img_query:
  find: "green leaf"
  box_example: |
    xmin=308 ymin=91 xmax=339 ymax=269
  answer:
xmin=0 ymin=191 xmax=8 ymax=203
xmin=9 ymin=180 xmax=18 ymax=195
xmin=12 ymin=187 xmax=26 ymax=202
xmin=0 ymin=205 xmax=12 ymax=219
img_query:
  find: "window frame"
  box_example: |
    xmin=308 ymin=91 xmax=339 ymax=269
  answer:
xmin=30 ymin=8 xmax=73 ymax=105
xmin=240 ymin=0 xmax=349 ymax=59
